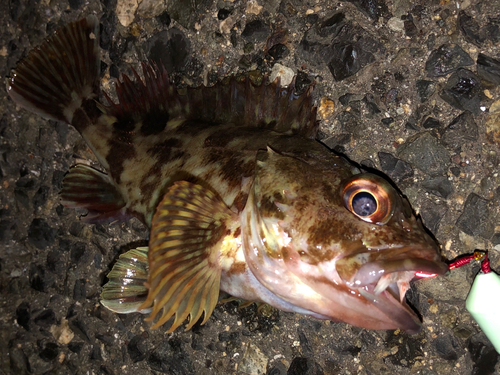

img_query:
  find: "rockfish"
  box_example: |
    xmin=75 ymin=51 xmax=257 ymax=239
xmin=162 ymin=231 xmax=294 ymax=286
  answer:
xmin=7 ymin=16 xmax=447 ymax=334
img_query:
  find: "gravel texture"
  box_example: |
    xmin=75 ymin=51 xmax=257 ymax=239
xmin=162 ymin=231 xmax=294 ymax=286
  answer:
xmin=1 ymin=0 xmax=500 ymax=374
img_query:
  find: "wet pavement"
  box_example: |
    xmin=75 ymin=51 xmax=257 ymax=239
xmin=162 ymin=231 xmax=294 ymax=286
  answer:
xmin=1 ymin=0 xmax=500 ymax=374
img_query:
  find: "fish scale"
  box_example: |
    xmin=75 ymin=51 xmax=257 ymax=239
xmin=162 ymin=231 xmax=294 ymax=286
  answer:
xmin=7 ymin=15 xmax=448 ymax=334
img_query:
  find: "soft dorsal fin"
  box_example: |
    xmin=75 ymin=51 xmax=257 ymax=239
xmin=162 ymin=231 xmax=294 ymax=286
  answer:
xmin=104 ymin=63 xmax=319 ymax=138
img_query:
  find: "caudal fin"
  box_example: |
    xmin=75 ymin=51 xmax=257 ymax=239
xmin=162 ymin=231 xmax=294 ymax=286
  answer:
xmin=6 ymin=16 xmax=100 ymax=125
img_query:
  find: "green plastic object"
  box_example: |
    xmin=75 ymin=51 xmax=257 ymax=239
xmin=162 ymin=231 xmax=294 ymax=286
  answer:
xmin=465 ymin=271 xmax=500 ymax=354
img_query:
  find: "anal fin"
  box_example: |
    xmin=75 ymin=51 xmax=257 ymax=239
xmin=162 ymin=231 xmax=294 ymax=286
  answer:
xmin=139 ymin=181 xmax=238 ymax=332
xmin=101 ymin=247 xmax=151 ymax=314
xmin=61 ymin=164 xmax=130 ymax=223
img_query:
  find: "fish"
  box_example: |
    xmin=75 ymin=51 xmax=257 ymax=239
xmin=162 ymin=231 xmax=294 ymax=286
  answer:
xmin=6 ymin=16 xmax=448 ymax=334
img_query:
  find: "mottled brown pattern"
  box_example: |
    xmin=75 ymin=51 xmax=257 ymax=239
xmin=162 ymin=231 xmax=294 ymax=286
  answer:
xmin=307 ymin=215 xmax=361 ymax=249
xmin=203 ymin=128 xmax=236 ymax=148
xmin=304 ymin=244 xmax=335 ymax=264
xmin=7 ymin=14 xmax=451 ymax=337
xmin=140 ymin=178 xmax=161 ymax=204
xmin=208 ymin=223 xmax=231 ymax=247
xmin=221 ymin=158 xmax=255 ymax=190
xmin=204 ymin=148 xmax=254 ymax=190
xmin=320 ymin=180 xmax=345 ymax=206
xmin=142 ymin=138 xmax=187 ymax=200
xmin=205 ymin=147 xmax=233 ymax=164
xmin=232 ymin=192 xmax=248 ymax=213
xmin=203 ymin=127 xmax=265 ymax=148
xmin=290 ymin=194 xmax=311 ymax=216
xmin=106 ymin=131 xmax=136 ymax=184
xmin=259 ymin=194 xmax=285 ymax=220
xmin=232 ymin=226 xmax=241 ymax=238
xmin=147 ymin=138 xmax=184 ymax=163
xmin=149 ymin=137 xmax=182 ymax=152
xmin=228 ymin=261 xmax=246 ymax=275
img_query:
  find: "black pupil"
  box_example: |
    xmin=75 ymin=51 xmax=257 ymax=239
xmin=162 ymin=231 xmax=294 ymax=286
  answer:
xmin=352 ymin=192 xmax=377 ymax=217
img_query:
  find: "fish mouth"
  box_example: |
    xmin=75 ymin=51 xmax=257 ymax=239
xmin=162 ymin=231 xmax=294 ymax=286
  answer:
xmin=334 ymin=248 xmax=448 ymax=333
xmin=356 ymin=281 xmax=422 ymax=333
xmin=336 ymin=245 xmax=448 ymax=290
xmin=344 ymin=257 xmax=449 ymax=289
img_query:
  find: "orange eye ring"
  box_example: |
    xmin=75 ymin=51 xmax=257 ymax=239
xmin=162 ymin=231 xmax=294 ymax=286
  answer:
xmin=342 ymin=174 xmax=395 ymax=225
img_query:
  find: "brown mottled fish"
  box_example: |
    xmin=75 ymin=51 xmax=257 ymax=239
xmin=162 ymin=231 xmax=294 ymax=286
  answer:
xmin=7 ymin=16 xmax=447 ymax=334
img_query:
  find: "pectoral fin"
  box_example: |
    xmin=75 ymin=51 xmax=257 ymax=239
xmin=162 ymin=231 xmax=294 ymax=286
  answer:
xmin=100 ymin=247 xmax=150 ymax=314
xmin=140 ymin=181 xmax=236 ymax=332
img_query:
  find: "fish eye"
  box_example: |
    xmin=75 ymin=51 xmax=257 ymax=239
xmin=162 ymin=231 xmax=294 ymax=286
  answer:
xmin=342 ymin=174 xmax=394 ymax=224
xmin=351 ymin=191 xmax=377 ymax=217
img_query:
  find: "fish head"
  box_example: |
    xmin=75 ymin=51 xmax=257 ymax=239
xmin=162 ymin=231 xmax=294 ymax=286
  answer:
xmin=242 ymin=146 xmax=448 ymax=333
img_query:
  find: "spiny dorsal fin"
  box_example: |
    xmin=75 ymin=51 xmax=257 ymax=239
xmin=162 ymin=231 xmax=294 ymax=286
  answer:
xmin=6 ymin=16 xmax=100 ymax=124
xmin=104 ymin=63 xmax=319 ymax=138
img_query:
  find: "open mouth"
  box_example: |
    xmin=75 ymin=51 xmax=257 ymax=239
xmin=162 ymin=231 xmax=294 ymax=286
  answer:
xmin=336 ymin=250 xmax=448 ymax=290
xmin=357 ymin=279 xmax=422 ymax=333
xmin=348 ymin=258 xmax=449 ymax=289
xmin=335 ymin=254 xmax=448 ymax=333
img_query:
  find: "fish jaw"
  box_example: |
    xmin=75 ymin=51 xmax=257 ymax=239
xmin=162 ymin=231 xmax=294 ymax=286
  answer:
xmin=284 ymin=244 xmax=447 ymax=333
xmin=242 ymin=232 xmax=446 ymax=333
xmin=220 ymin=263 xmax=331 ymax=320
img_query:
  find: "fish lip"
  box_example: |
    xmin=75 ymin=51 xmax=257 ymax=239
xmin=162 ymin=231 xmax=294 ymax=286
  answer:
xmin=279 ymin=244 xmax=438 ymax=333
xmin=349 ymin=257 xmax=448 ymax=288
xmin=336 ymin=243 xmax=448 ymax=289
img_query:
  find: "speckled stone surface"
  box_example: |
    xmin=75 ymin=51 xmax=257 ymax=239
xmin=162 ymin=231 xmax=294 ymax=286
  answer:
xmin=1 ymin=0 xmax=500 ymax=374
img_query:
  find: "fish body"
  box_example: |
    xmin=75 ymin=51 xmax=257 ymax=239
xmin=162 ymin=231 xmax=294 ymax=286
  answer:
xmin=7 ymin=16 xmax=447 ymax=334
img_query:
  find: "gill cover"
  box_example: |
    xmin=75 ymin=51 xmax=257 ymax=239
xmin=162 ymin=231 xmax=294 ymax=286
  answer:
xmin=241 ymin=148 xmax=302 ymax=295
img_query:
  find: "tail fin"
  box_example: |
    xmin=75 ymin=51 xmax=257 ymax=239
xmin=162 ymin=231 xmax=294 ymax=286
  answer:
xmin=6 ymin=16 xmax=100 ymax=125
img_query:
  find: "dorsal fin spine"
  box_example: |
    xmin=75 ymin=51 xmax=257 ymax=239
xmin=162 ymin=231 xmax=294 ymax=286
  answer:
xmin=106 ymin=61 xmax=318 ymax=138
